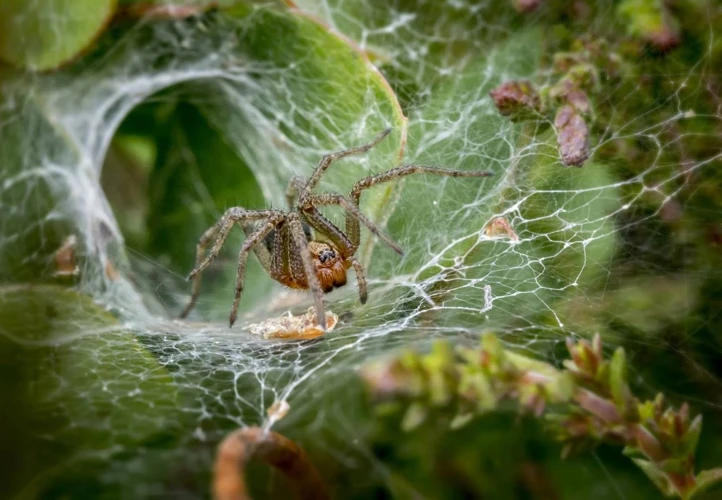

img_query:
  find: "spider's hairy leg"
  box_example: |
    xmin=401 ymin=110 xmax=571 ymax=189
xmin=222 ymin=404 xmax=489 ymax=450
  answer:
xmin=241 ymin=222 xmax=272 ymax=274
xmin=346 ymin=165 xmax=494 ymax=247
xmin=349 ymin=257 xmax=368 ymax=304
xmin=187 ymin=208 xmax=283 ymax=280
xmin=285 ymin=175 xmax=306 ymax=210
xmin=303 ymin=193 xmax=404 ymax=256
xmin=288 ymin=214 xmax=327 ymax=330
xmin=229 ymin=215 xmax=285 ymax=327
xmin=350 ymin=165 xmax=494 ymax=204
xmin=301 ymin=128 xmax=392 ymax=196
xmin=300 ymin=207 xmax=354 ymax=257
xmin=180 ymin=208 xmax=282 ymax=319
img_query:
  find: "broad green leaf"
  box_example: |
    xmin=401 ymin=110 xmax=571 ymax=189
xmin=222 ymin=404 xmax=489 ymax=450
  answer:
xmin=362 ymin=26 xmax=620 ymax=330
xmin=383 ymin=27 xmax=544 ymax=272
xmin=0 ymin=285 xmax=177 ymax=498
xmin=292 ymin=0 xmax=524 ymax=107
xmin=0 ymin=97 xmax=81 ymax=282
xmin=0 ymin=0 xmax=116 ymax=71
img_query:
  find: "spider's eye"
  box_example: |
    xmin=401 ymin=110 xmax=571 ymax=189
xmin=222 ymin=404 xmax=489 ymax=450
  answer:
xmin=319 ymin=249 xmax=336 ymax=263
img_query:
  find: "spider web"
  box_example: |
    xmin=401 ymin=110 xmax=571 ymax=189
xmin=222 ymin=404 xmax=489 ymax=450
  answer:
xmin=1 ymin=0 xmax=720 ymax=497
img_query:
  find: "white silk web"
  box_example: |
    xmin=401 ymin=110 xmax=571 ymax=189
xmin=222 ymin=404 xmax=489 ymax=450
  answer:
xmin=0 ymin=1 xmax=720 ymax=496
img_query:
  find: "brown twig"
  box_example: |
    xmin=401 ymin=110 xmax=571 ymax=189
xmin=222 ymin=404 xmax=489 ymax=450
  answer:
xmin=213 ymin=426 xmax=329 ymax=500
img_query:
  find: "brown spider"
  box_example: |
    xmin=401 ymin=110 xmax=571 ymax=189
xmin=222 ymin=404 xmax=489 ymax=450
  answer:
xmin=179 ymin=128 xmax=492 ymax=329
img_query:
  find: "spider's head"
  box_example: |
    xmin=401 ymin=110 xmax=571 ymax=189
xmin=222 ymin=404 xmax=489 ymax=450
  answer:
xmin=308 ymin=241 xmax=348 ymax=293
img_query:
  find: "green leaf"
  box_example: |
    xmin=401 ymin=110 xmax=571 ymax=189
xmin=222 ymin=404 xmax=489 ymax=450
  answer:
xmin=609 ymin=347 xmax=635 ymax=419
xmin=618 ymin=0 xmax=679 ymax=45
xmin=0 ymin=0 xmax=117 ymax=71
xmin=681 ymin=415 xmax=703 ymax=458
xmin=292 ymin=0 xmax=525 ymax=105
xmin=369 ymin=28 xmax=547 ymax=325
xmin=402 ymin=402 xmax=428 ymax=431
xmin=521 ymin=139 xmax=620 ymax=290
xmin=0 ymin=97 xmax=82 ymax=282
xmin=118 ymin=0 xmax=235 ymax=5
xmin=631 ymin=458 xmax=677 ymax=497
xmin=693 ymin=469 xmax=722 ymax=498
xmin=368 ymin=25 xmax=621 ymax=330
xmin=0 ymin=285 xmax=177 ymax=498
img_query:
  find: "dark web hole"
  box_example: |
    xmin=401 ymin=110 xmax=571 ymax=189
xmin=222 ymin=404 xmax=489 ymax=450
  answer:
xmin=102 ymin=90 xmax=271 ymax=321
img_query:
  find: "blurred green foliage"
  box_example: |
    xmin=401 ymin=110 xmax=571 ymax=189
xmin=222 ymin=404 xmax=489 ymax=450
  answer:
xmin=0 ymin=286 xmax=179 ymax=498
xmin=362 ymin=333 xmax=722 ymax=498
xmin=1 ymin=0 xmax=721 ymax=498
xmin=0 ymin=0 xmax=116 ymax=70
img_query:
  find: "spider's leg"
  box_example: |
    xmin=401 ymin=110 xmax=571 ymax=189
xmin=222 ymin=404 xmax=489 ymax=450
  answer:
xmin=180 ymin=208 xmax=282 ymax=319
xmin=229 ymin=214 xmax=285 ymax=327
xmin=303 ymin=194 xmax=404 ymax=256
xmin=346 ymin=165 xmax=494 ymax=247
xmin=285 ymin=175 xmax=306 ymax=210
xmin=288 ymin=214 xmax=327 ymax=330
xmin=188 ymin=208 xmax=282 ymax=280
xmin=349 ymin=257 xmax=368 ymax=304
xmin=241 ymin=222 xmax=272 ymax=274
xmin=180 ymin=218 xmax=227 ymax=319
xmin=301 ymin=128 xmax=392 ymax=196
xmin=300 ymin=207 xmax=354 ymax=257
xmin=299 ymin=208 xmax=368 ymax=304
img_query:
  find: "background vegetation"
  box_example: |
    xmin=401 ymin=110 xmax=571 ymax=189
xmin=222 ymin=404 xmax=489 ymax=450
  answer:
xmin=1 ymin=0 xmax=722 ymax=498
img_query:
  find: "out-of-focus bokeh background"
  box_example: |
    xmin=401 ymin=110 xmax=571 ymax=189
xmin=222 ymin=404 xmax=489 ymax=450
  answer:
xmin=2 ymin=1 xmax=722 ymax=498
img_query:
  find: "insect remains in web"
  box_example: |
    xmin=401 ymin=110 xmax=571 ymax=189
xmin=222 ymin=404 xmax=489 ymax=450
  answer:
xmin=248 ymin=307 xmax=338 ymax=340
xmin=179 ymin=128 xmax=493 ymax=331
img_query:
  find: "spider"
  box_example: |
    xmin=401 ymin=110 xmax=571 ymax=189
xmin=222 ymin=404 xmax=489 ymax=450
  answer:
xmin=179 ymin=128 xmax=492 ymax=330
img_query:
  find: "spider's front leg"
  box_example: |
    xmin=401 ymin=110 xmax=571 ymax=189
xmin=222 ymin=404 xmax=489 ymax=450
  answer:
xmin=349 ymin=257 xmax=368 ymax=304
xmin=300 ymin=128 xmax=392 ymax=196
xmin=346 ymin=165 xmax=494 ymax=248
xmin=228 ymin=214 xmax=285 ymax=327
xmin=299 ymin=206 xmax=368 ymax=304
xmin=284 ymin=175 xmax=305 ymax=210
xmin=301 ymin=194 xmax=404 ymax=256
xmin=180 ymin=207 xmax=283 ymax=320
xmin=286 ymin=214 xmax=328 ymax=330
